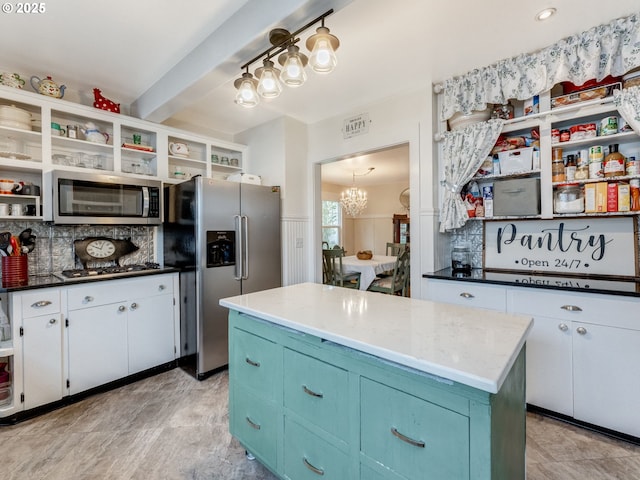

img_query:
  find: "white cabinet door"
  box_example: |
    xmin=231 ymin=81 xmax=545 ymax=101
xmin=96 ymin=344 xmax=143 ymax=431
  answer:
xmin=127 ymin=294 xmax=175 ymax=374
xmin=22 ymin=313 xmax=64 ymax=410
xmin=68 ymin=303 xmax=128 ymax=394
xmin=523 ymin=315 xmax=573 ymax=416
xmin=573 ymin=322 xmax=640 ymax=438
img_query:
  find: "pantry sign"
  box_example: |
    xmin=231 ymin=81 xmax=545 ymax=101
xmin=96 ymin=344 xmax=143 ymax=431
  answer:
xmin=484 ymin=217 xmax=638 ymax=277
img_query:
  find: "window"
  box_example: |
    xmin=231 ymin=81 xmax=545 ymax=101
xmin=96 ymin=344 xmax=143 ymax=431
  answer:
xmin=322 ymin=200 xmax=341 ymax=248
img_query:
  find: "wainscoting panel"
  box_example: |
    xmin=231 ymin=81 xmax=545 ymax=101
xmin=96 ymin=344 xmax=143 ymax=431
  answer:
xmin=282 ymin=217 xmax=309 ymax=286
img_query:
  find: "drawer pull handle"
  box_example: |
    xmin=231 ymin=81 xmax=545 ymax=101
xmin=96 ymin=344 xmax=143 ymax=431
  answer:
xmin=560 ymin=304 xmax=582 ymax=312
xmin=84 ymin=296 xmax=94 ymax=303
xmin=303 ymin=385 xmax=323 ymax=398
xmin=576 ymin=326 xmax=588 ymax=335
xmin=558 ymin=323 xmax=568 ymax=332
xmin=459 ymin=292 xmax=475 ymax=299
xmin=391 ymin=427 xmax=425 ymax=448
xmin=245 ymin=416 xmax=261 ymax=430
xmin=303 ymin=457 xmax=325 ymax=476
xmin=245 ymin=357 xmax=260 ymax=367
xmin=31 ymin=300 xmax=52 ymax=308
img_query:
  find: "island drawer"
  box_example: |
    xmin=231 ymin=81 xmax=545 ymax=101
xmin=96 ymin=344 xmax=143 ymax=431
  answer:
xmin=231 ymin=328 xmax=281 ymax=401
xmin=230 ymin=385 xmax=278 ymax=471
xmin=508 ymin=289 xmax=640 ymax=330
xmin=360 ymin=377 xmax=470 ymax=480
xmin=426 ymin=279 xmax=507 ymax=311
xmin=284 ymin=417 xmax=350 ymax=480
xmin=20 ymin=288 xmax=61 ymax=318
xmin=283 ymin=348 xmax=349 ymax=442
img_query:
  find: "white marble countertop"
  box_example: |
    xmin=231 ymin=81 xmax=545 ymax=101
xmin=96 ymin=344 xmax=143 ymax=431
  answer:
xmin=220 ymin=283 xmax=533 ymax=394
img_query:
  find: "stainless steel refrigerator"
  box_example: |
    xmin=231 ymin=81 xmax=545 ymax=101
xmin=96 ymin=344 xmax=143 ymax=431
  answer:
xmin=163 ymin=176 xmax=281 ymax=379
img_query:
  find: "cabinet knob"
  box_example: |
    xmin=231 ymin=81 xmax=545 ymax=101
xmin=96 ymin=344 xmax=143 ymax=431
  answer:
xmin=130 ymin=302 xmax=138 ymax=310
xmin=31 ymin=300 xmax=52 ymax=308
xmin=118 ymin=305 xmax=126 ymax=312
xmin=49 ymin=318 xmax=56 ymax=324
xmin=576 ymin=326 xmax=587 ymax=335
xmin=459 ymin=292 xmax=475 ymax=299
xmin=158 ymin=284 xmax=166 ymax=291
xmin=560 ymin=304 xmax=582 ymax=312
xmin=558 ymin=323 xmax=568 ymax=332
xmin=84 ymin=296 xmax=94 ymax=303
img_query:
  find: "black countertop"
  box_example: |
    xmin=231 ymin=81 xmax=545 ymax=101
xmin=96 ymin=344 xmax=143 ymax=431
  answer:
xmin=0 ymin=267 xmax=179 ymax=293
xmin=423 ymin=268 xmax=640 ymax=298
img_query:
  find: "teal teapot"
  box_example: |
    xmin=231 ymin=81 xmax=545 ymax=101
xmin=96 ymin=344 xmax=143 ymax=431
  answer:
xmin=30 ymin=75 xmax=66 ymax=99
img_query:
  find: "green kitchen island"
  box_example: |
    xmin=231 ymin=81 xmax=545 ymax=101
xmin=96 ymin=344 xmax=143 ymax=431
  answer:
xmin=220 ymin=283 xmax=533 ymax=480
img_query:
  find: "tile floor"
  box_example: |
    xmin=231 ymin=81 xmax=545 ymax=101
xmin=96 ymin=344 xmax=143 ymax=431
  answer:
xmin=1 ymin=367 xmax=639 ymax=479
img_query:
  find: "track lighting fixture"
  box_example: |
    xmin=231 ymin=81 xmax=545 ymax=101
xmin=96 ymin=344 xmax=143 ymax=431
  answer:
xmin=233 ymin=9 xmax=340 ymax=107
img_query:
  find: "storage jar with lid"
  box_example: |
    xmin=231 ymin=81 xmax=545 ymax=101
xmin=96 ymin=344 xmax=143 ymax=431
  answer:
xmin=451 ymin=243 xmax=472 ymax=273
xmin=554 ymin=183 xmax=584 ymax=213
xmin=603 ymin=144 xmax=625 ymax=177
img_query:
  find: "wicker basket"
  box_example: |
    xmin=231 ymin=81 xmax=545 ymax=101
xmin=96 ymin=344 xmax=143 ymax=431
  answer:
xmin=356 ymin=250 xmax=373 ymax=260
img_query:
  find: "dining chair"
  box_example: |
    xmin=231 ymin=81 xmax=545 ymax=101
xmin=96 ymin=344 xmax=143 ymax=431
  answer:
xmin=322 ymin=248 xmax=361 ymax=289
xmin=367 ymin=250 xmax=410 ymax=296
xmin=385 ymin=242 xmax=406 ymax=257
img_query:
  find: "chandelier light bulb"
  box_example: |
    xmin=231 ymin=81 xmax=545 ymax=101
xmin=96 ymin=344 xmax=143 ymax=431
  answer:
xmin=278 ymin=44 xmax=308 ymax=87
xmin=256 ymin=59 xmax=282 ymax=98
xmin=234 ymin=72 xmax=260 ymax=108
xmin=306 ymin=26 xmax=339 ymax=74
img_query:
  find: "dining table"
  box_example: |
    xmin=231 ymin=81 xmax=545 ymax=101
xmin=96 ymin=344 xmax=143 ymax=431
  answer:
xmin=341 ymin=254 xmax=397 ymax=290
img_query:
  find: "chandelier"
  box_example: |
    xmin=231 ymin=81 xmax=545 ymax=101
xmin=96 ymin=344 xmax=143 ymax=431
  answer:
xmin=340 ymin=168 xmax=374 ymax=217
xmin=234 ymin=10 xmax=340 ymax=108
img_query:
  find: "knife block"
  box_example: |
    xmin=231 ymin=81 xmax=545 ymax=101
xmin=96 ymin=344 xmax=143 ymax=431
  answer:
xmin=2 ymin=255 xmax=28 ymax=287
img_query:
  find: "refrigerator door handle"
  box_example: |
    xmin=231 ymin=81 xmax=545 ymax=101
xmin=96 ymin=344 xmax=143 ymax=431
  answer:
xmin=234 ymin=214 xmax=242 ymax=280
xmin=242 ymin=215 xmax=249 ymax=280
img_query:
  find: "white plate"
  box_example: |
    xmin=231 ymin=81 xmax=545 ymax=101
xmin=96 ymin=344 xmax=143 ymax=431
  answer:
xmin=0 ymin=151 xmax=30 ymax=160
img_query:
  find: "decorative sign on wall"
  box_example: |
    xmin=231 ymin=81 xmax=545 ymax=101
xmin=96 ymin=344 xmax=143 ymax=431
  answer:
xmin=342 ymin=113 xmax=370 ymax=139
xmin=484 ymin=217 xmax=638 ymax=277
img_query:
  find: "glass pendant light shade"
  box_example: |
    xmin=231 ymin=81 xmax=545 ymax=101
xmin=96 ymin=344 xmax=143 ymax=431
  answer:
xmin=255 ymin=59 xmax=282 ymax=98
xmin=234 ymin=72 xmax=260 ymax=108
xmin=278 ymin=44 xmax=308 ymax=87
xmin=306 ymin=26 xmax=339 ymax=74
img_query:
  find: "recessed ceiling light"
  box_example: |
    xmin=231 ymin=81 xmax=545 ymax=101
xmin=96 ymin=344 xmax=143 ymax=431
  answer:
xmin=535 ymin=7 xmax=557 ymax=21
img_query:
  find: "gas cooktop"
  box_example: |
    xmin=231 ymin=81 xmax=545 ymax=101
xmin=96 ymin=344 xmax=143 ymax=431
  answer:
xmin=56 ymin=263 xmax=160 ymax=281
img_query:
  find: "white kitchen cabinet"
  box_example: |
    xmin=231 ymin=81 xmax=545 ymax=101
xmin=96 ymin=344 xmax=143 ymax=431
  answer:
xmin=67 ymin=274 xmax=177 ymax=394
xmin=424 ymin=278 xmax=507 ymax=311
xmin=22 ymin=312 xmax=64 ymax=409
xmin=0 ymin=87 xmax=248 ymax=194
xmin=507 ymin=287 xmax=640 ymax=438
xmin=67 ymin=301 xmax=129 ymax=394
xmin=572 ymin=321 xmax=640 ymax=437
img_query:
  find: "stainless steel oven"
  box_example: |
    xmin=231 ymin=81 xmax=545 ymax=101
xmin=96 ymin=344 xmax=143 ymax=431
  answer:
xmin=44 ymin=170 xmax=162 ymax=225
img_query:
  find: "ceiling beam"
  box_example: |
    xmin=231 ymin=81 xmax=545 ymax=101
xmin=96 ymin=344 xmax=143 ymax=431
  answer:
xmin=131 ymin=0 xmax=353 ymax=123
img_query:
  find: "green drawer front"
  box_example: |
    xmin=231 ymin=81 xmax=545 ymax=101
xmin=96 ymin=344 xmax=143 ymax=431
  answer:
xmin=230 ymin=385 xmax=278 ymax=470
xmin=360 ymin=463 xmax=399 ymax=480
xmin=284 ymin=417 xmax=350 ymax=480
xmin=231 ymin=327 xmax=281 ymax=402
xmin=283 ymin=348 xmax=349 ymax=442
xmin=361 ymin=378 xmax=470 ymax=480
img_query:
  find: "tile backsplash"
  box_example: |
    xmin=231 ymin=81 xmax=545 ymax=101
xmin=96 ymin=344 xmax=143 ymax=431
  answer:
xmin=0 ymin=222 xmax=156 ymax=278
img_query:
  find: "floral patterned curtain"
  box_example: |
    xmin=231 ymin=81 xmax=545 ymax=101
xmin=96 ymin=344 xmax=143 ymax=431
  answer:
xmin=614 ymin=85 xmax=640 ymax=133
xmin=441 ymin=12 xmax=640 ymax=121
xmin=439 ymin=120 xmax=504 ymax=232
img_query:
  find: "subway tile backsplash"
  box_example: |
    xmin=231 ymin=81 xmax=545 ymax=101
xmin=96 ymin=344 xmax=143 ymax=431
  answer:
xmin=0 ymin=221 xmax=156 ymax=278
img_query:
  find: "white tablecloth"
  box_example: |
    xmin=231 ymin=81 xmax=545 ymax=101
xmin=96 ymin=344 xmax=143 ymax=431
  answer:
xmin=341 ymin=255 xmax=397 ymax=290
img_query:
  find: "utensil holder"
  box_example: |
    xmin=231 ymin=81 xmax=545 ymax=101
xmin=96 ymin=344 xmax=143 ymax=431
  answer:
xmin=2 ymin=255 xmax=28 ymax=287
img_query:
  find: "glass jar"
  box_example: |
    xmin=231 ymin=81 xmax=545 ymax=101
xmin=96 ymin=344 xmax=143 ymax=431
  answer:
xmin=451 ymin=243 xmax=471 ymax=273
xmin=554 ymin=183 xmax=584 ymax=214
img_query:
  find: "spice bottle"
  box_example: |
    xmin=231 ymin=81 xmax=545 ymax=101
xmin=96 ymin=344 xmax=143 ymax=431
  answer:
xmin=565 ymin=154 xmax=576 ymax=181
xmin=575 ymin=150 xmax=589 ymax=180
xmin=603 ymin=144 xmax=625 ymax=177
xmin=631 ymin=179 xmax=640 ymax=211
xmin=552 ymin=148 xmax=565 ymax=182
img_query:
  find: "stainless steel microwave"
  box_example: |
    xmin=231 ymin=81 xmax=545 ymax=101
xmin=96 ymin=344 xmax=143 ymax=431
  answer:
xmin=44 ymin=170 xmax=162 ymax=225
